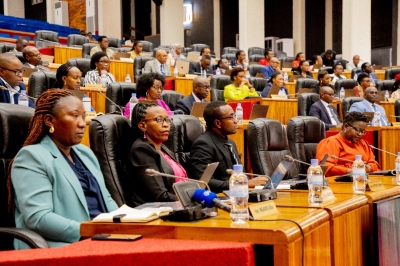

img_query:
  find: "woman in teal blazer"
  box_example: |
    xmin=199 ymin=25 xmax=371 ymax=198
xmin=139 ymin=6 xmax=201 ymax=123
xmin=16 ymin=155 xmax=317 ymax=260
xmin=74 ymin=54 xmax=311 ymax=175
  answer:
xmin=9 ymin=89 xmax=118 ymax=249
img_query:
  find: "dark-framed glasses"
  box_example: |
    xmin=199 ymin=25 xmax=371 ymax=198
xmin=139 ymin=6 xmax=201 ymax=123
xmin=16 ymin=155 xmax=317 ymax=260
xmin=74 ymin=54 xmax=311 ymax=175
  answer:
xmin=218 ymin=114 xmax=237 ymax=120
xmin=142 ymin=116 xmax=173 ymax=124
xmin=1 ymin=67 xmax=24 ymax=76
xmin=347 ymin=124 xmax=366 ymax=135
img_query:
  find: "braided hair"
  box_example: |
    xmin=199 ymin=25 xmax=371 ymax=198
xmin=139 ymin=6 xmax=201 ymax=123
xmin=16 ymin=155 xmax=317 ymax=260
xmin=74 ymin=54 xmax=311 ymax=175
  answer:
xmin=54 ymin=63 xmax=74 ymax=88
xmin=131 ymin=102 xmax=159 ymax=140
xmin=7 ymin=89 xmax=75 ymax=216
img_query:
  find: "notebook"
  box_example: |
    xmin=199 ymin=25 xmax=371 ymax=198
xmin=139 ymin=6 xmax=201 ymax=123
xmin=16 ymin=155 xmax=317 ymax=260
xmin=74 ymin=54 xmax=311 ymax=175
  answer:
xmin=363 ymin=112 xmax=375 ymax=123
xmin=249 ymin=104 xmax=269 ymax=120
xmin=266 ymin=85 xmax=282 ymax=98
xmin=22 ymin=67 xmax=37 ymax=78
xmin=344 ymin=89 xmax=357 ymax=97
xmin=297 ymin=88 xmax=313 ymax=95
xmin=187 ymin=53 xmax=200 ymax=62
xmin=176 ymin=60 xmax=190 ymax=75
xmin=190 ymin=102 xmax=209 ymax=117
xmin=288 ymin=75 xmax=303 ymax=82
xmin=113 ymin=52 xmax=131 ymax=60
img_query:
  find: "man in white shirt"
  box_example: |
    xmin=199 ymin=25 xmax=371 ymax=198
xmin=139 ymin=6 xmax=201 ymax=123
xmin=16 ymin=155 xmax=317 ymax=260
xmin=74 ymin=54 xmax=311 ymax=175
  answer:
xmin=124 ymin=36 xmax=135 ymax=46
xmin=174 ymin=76 xmax=210 ymax=114
xmin=22 ymin=46 xmax=50 ymax=72
xmin=346 ymin=55 xmax=361 ymax=70
xmin=309 ymin=86 xmax=342 ymax=130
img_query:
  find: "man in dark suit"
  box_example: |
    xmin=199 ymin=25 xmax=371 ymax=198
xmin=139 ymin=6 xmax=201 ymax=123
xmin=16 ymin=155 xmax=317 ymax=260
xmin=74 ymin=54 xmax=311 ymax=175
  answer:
xmin=309 ymin=86 xmax=342 ymax=130
xmin=189 ymin=54 xmax=213 ymax=75
xmin=22 ymin=46 xmax=50 ymax=72
xmin=174 ymin=76 xmax=210 ymax=115
xmin=189 ymin=101 xmax=268 ymax=192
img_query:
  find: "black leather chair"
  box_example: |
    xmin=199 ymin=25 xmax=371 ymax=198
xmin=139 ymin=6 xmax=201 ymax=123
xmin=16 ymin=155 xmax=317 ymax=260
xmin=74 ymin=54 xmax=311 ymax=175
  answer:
xmin=395 ymin=100 xmax=400 ymax=122
xmin=248 ymin=64 xmax=264 ymax=77
xmin=105 ymin=82 xmax=137 ymax=114
xmin=351 ymin=67 xmax=362 ymax=79
xmin=141 ymin=41 xmax=154 ymax=52
xmin=275 ymin=51 xmax=287 ymax=59
xmin=333 ymin=79 xmax=358 ymax=95
xmin=385 ymin=68 xmax=400 ymax=80
xmin=117 ymin=47 xmax=131 ymax=53
xmin=160 ymin=90 xmax=184 ymax=111
xmin=249 ymin=55 xmax=264 ymax=63
xmin=164 ymin=115 xmax=204 ymax=172
xmin=89 ymin=114 xmax=133 ymax=206
xmin=210 ymin=75 xmax=231 ymax=101
xmin=249 ymin=77 xmax=267 ymax=94
xmin=221 ymin=53 xmax=236 ymax=61
xmin=107 ymin=37 xmax=121 ymax=48
xmin=334 ymin=59 xmax=349 ymax=67
xmin=342 ymin=97 xmax=363 ymax=116
xmin=192 ymin=44 xmax=209 ymax=52
xmin=27 ymin=71 xmax=56 ymax=99
xmin=13 ymin=51 xmax=26 ymax=64
xmin=3 ymin=43 xmax=15 ymax=52
xmin=247 ymin=118 xmax=298 ymax=178
xmin=280 ymin=57 xmax=295 ymax=69
xmin=0 ymin=103 xmax=49 ymax=250
xmin=34 ymin=30 xmax=60 ymax=48
xmin=222 ymin=47 xmax=239 ymax=55
xmin=67 ymin=58 xmax=91 ymax=77
xmin=67 ymin=34 xmax=89 ymax=47
xmin=82 ymin=43 xmax=98 ymax=58
xmin=376 ymin=80 xmax=395 ymax=91
xmin=248 ymin=47 xmax=264 ymax=57
xmin=133 ymin=56 xmax=154 ymax=83
xmin=287 ymin=116 xmax=326 ymax=174
xmin=295 ymin=78 xmax=319 ymax=94
xmin=319 ymin=66 xmax=333 ymax=74
xmin=297 ymin=93 xmax=320 ymax=116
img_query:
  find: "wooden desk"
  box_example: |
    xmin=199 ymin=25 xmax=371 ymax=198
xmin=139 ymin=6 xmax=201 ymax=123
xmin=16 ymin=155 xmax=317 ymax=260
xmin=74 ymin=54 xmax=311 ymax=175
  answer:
xmin=80 ymin=87 xmax=106 ymax=114
xmin=378 ymin=127 xmax=400 ymax=169
xmin=109 ymin=60 xmax=134 ymax=82
xmin=81 ymin=207 xmax=332 ymax=266
xmin=261 ymin=98 xmax=298 ymax=124
xmin=378 ymin=101 xmax=396 ymax=123
xmin=54 ymin=46 xmax=82 ymax=64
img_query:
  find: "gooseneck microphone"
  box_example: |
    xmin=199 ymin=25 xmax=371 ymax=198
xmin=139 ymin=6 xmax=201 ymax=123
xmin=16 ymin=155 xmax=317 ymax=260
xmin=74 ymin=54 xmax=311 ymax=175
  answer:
xmin=145 ymin=169 xmax=211 ymax=191
xmin=369 ymin=145 xmax=398 ymax=157
xmin=96 ymin=90 xmax=124 ymax=115
xmin=331 ymin=155 xmax=354 ymax=163
xmin=0 ymin=86 xmax=36 ymax=101
xmin=284 ymin=155 xmax=311 ymax=166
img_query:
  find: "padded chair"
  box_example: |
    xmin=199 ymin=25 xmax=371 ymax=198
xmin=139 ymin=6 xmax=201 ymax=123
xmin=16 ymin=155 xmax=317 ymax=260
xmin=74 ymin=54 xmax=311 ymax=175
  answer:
xmin=82 ymin=43 xmax=98 ymax=58
xmin=280 ymin=57 xmax=295 ymax=69
xmin=248 ymin=47 xmax=264 ymax=57
xmin=249 ymin=54 xmax=264 ymax=63
xmin=192 ymin=44 xmax=209 ymax=52
xmin=334 ymin=59 xmax=349 ymax=67
xmin=67 ymin=58 xmax=91 ymax=77
xmin=107 ymin=37 xmax=121 ymax=48
xmin=210 ymin=75 xmax=231 ymax=101
xmin=160 ymin=90 xmax=184 ymax=111
xmin=249 ymin=77 xmax=267 ymax=94
xmin=351 ymin=67 xmax=362 ymax=79
xmin=67 ymin=34 xmax=89 ymax=47
xmin=141 ymin=41 xmax=154 ymax=52
xmin=385 ymin=68 xmax=400 ymax=80
xmin=222 ymin=47 xmax=239 ymax=55
xmin=221 ymin=53 xmax=236 ymax=61
xmin=133 ymin=56 xmax=154 ymax=83
xmin=342 ymin=97 xmax=363 ymax=116
xmin=295 ymin=78 xmax=319 ymax=94
xmin=319 ymin=66 xmax=333 ymax=74
xmin=13 ymin=51 xmax=26 ymax=64
xmin=248 ymin=64 xmax=264 ymax=77
xmin=117 ymin=47 xmax=131 ymax=53
xmin=34 ymin=30 xmax=60 ymax=48
xmin=164 ymin=115 xmax=205 ymax=172
xmin=105 ymin=82 xmax=137 ymax=114
xmin=3 ymin=43 xmax=15 ymax=52
xmin=27 ymin=71 xmax=57 ymax=99
xmin=247 ymin=118 xmax=299 ymax=178
xmin=297 ymin=93 xmax=320 ymax=116
xmin=333 ymin=79 xmax=358 ymax=95
xmin=287 ymin=116 xmax=326 ymax=174
xmin=395 ymin=100 xmax=400 ymax=122
xmin=275 ymin=51 xmax=287 ymax=59
xmin=89 ymin=114 xmax=133 ymax=206
xmin=0 ymin=103 xmax=49 ymax=250
xmin=376 ymin=80 xmax=395 ymax=92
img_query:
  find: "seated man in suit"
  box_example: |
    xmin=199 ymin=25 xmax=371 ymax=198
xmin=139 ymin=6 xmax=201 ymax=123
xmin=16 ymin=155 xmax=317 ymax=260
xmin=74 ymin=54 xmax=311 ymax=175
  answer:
xmin=354 ymin=62 xmax=378 ymax=86
xmin=190 ymin=101 xmax=268 ymax=192
xmin=260 ymin=57 xmax=280 ymax=79
xmin=14 ymin=36 xmax=29 ymax=53
xmin=143 ymin=49 xmax=170 ymax=76
xmin=175 ymin=76 xmax=209 ymax=115
xmin=309 ymin=86 xmax=342 ymax=130
xmin=0 ymin=53 xmax=34 ymax=107
xmin=346 ymin=55 xmax=361 ymax=70
xmin=89 ymin=35 xmax=114 ymax=59
xmin=214 ymin=58 xmax=230 ymax=75
xmin=189 ymin=54 xmax=213 ymax=76
xmin=22 ymin=46 xmax=50 ymax=72
xmin=349 ymin=87 xmax=390 ymax=126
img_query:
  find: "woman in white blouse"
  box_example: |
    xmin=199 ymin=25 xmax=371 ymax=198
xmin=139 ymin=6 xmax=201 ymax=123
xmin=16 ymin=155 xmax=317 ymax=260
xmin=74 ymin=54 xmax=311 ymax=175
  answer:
xmin=84 ymin=51 xmax=116 ymax=85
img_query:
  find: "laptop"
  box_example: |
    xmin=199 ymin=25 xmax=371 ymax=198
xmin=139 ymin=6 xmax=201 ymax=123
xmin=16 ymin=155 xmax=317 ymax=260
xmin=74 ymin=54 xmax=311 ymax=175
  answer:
xmin=313 ymin=64 xmax=323 ymax=71
xmin=266 ymin=85 xmax=282 ymax=98
xmin=41 ymin=55 xmax=54 ymax=64
xmin=288 ymin=75 xmax=303 ymax=82
xmin=223 ymin=69 xmax=232 ymax=76
xmin=249 ymin=104 xmax=269 ymax=120
xmin=113 ymin=52 xmax=130 ymax=60
xmin=22 ymin=67 xmax=37 ymax=78
xmin=175 ymin=60 xmax=190 ymax=75
xmin=297 ymin=88 xmax=313 ymax=95
xmin=344 ymin=89 xmax=357 ymax=98
xmin=187 ymin=53 xmax=200 ymax=62
xmin=190 ymin=102 xmax=209 ymax=117
xmin=378 ymin=91 xmax=386 ymax=101
xmin=363 ymin=112 xmax=375 ymax=123
xmin=282 ymin=62 xmax=292 ymax=68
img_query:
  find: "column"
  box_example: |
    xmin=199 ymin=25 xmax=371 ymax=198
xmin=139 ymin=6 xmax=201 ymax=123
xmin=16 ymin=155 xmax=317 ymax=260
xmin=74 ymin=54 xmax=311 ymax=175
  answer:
xmin=325 ymin=0 xmax=333 ymax=50
xmin=131 ymin=0 xmax=136 ymax=38
xmin=397 ymin=0 xmax=400 ymax=65
xmin=151 ymin=1 xmax=157 ymax=36
xmin=213 ymin=0 xmax=221 ymax=58
xmin=160 ymin=0 xmax=184 ymax=45
xmin=342 ymin=0 xmax=371 ymax=62
xmin=98 ymin=0 xmax=122 ymax=38
xmin=4 ymin=0 xmax=25 ymax=18
xmin=238 ymin=0 xmax=264 ymax=53
xmin=293 ymin=0 xmax=306 ymax=54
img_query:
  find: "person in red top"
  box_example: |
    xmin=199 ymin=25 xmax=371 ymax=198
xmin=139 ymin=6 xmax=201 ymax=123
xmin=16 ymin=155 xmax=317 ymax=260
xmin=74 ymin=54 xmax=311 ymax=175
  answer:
xmin=292 ymin=52 xmax=305 ymax=67
xmin=316 ymin=111 xmax=380 ymax=176
xmin=258 ymin=49 xmax=274 ymax=66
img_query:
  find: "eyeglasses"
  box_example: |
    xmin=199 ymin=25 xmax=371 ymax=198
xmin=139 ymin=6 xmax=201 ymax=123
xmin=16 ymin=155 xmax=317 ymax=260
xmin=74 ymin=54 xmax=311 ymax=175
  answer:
xmin=347 ymin=124 xmax=366 ymax=135
xmin=196 ymin=85 xmax=211 ymax=90
xmin=30 ymin=53 xmax=41 ymax=57
xmin=98 ymin=60 xmax=110 ymax=64
xmin=219 ymin=114 xmax=237 ymax=120
xmin=152 ymin=85 xmax=164 ymax=91
xmin=323 ymin=92 xmax=335 ymax=97
xmin=1 ymin=67 xmax=24 ymax=76
xmin=142 ymin=116 xmax=173 ymax=124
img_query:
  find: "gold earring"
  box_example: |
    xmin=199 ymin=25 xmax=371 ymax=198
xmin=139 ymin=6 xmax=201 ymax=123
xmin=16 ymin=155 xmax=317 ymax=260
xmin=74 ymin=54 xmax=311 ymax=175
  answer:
xmin=49 ymin=126 xmax=54 ymax=133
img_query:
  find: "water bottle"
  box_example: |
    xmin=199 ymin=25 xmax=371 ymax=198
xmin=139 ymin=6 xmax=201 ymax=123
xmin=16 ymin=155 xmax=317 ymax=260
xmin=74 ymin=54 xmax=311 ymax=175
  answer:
xmin=396 ymin=152 xmax=400 ymax=185
xmin=352 ymin=155 xmax=366 ymax=194
xmin=373 ymin=112 xmax=381 ymax=127
xmin=229 ymin=164 xmax=249 ymax=223
xmin=18 ymin=91 xmax=29 ymax=107
xmin=339 ymin=87 xmax=345 ymax=101
xmin=307 ymin=159 xmax=324 ymax=206
xmin=236 ymin=103 xmax=243 ymax=125
xmin=125 ymin=74 xmax=131 ymax=83
xmin=174 ymin=66 xmax=178 ymax=77
xmin=245 ymin=70 xmax=250 ymax=79
xmin=129 ymin=93 xmax=138 ymax=120
xmin=384 ymin=90 xmax=389 ymax=101
xmin=283 ymin=72 xmax=288 ymax=83
xmin=100 ymin=70 xmax=107 ymax=88
xmin=216 ymin=67 xmax=221 ymax=76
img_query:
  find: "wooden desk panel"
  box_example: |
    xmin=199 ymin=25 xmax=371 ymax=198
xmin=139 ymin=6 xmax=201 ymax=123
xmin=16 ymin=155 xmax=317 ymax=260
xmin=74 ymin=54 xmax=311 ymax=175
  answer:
xmin=378 ymin=127 xmax=400 ymax=169
xmin=82 ymin=124 xmax=90 ymax=148
xmin=228 ymin=124 xmax=247 ymax=165
xmin=109 ymin=60 xmax=134 ymax=82
xmin=54 ymin=46 xmax=82 ymax=64
xmin=80 ymin=87 xmax=106 ymax=114
xmin=261 ymin=98 xmax=298 ymax=124
xmin=378 ymin=101 xmax=396 ymax=123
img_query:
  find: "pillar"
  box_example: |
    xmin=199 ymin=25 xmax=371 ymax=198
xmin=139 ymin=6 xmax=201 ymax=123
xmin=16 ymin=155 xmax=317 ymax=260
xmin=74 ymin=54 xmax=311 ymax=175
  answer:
xmin=98 ymin=0 xmax=122 ymax=38
xmin=293 ymin=0 xmax=306 ymax=54
xmin=4 ymin=0 xmax=25 ymax=18
xmin=151 ymin=1 xmax=156 ymax=36
xmin=213 ymin=0 xmax=221 ymax=57
xmin=325 ymin=0 xmax=333 ymax=50
xmin=160 ymin=0 xmax=184 ymax=46
xmin=238 ymin=0 xmax=264 ymax=53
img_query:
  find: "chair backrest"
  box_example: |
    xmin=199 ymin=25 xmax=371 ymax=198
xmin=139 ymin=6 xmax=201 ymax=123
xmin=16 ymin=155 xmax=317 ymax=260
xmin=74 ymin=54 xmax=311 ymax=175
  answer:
xmin=376 ymin=80 xmax=395 ymax=91
xmin=89 ymin=114 xmax=133 ymax=206
xmin=247 ymin=118 xmax=298 ymax=178
xmin=249 ymin=77 xmax=267 ymax=93
xmin=280 ymin=57 xmax=295 ymax=68
xmin=117 ymin=47 xmax=131 ymax=53
xmin=334 ymin=59 xmax=348 ymax=67
xmin=105 ymin=82 xmax=137 ymax=113
xmin=319 ymin=66 xmax=333 ymax=74
xmin=27 ymin=71 xmax=57 ymax=99
xmin=248 ymin=47 xmax=264 ymax=57
xmin=295 ymin=78 xmax=319 ymax=94
xmin=0 ymin=43 xmax=5 ymax=53
xmin=0 ymin=103 xmax=34 ymax=250
xmin=210 ymin=75 xmax=231 ymax=101
xmin=140 ymin=41 xmax=154 ymax=52
xmin=275 ymin=51 xmax=287 ymax=59
xmin=107 ymin=37 xmax=121 ymax=48
xmin=82 ymin=43 xmax=98 ymax=58
xmin=287 ymin=116 xmax=326 ymax=174
xmin=13 ymin=51 xmax=25 ymax=64
xmin=385 ymin=68 xmax=400 ymax=80
xmin=221 ymin=53 xmax=236 ymax=61
xmin=248 ymin=64 xmax=264 ymax=77
xmin=297 ymin=93 xmax=320 ymax=116
xmin=160 ymin=90 xmax=184 ymax=111
xmin=222 ymin=47 xmax=239 ymax=55
xmin=34 ymin=30 xmax=59 ymax=48
xmin=342 ymin=97 xmax=364 ymax=116
xmin=3 ymin=43 xmax=15 ymax=52
xmin=192 ymin=43 xmax=209 ymax=52
xmin=133 ymin=56 xmax=154 ymax=83
xmin=395 ymin=100 xmax=400 ymax=122
xmin=333 ymin=79 xmax=358 ymax=95
xmin=163 ymin=115 xmax=205 ymax=171
xmin=153 ymin=47 xmax=169 ymax=58
xmin=249 ymin=54 xmax=264 ymax=63
xmin=351 ymin=67 xmax=362 ymax=79
xmin=67 ymin=34 xmax=89 ymax=47
xmin=67 ymin=58 xmax=91 ymax=77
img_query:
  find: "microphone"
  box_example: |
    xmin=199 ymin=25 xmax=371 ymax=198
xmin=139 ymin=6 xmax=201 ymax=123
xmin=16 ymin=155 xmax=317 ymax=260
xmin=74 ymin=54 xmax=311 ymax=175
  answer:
xmin=369 ymin=145 xmax=398 ymax=157
xmin=226 ymin=169 xmax=269 ymax=178
xmin=390 ymin=115 xmax=400 ymax=118
xmin=331 ymin=155 xmax=354 ymax=163
xmin=284 ymin=155 xmax=311 ymax=166
xmin=0 ymin=86 xmax=36 ymax=101
xmin=96 ymin=89 xmax=124 ymax=115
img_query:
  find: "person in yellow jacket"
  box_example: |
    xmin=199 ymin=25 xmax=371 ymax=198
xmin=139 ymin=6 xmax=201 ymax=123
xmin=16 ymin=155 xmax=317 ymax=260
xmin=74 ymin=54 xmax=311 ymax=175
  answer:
xmin=224 ymin=67 xmax=258 ymax=102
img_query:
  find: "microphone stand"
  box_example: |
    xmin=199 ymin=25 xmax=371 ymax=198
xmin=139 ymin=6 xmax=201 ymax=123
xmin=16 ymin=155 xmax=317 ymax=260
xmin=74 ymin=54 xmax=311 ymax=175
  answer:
xmin=146 ymin=169 xmax=211 ymax=191
xmin=0 ymin=86 xmax=36 ymax=101
xmin=96 ymin=90 xmax=123 ymax=115
xmin=369 ymin=145 xmax=398 ymax=157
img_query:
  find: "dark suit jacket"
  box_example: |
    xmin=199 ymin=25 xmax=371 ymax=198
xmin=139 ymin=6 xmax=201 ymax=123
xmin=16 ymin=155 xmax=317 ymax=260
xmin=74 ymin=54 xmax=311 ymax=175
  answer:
xmin=309 ymin=100 xmax=341 ymax=130
xmin=126 ymin=138 xmax=178 ymax=206
xmin=189 ymin=62 xmax=213 ymax=75
xmin=0 ymin=79 xmax=34 ymax=107
xmin=190 ymin=130 xmax=241 ymax=192
xmin=174 ymin=94 xmax=208 ymax=115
